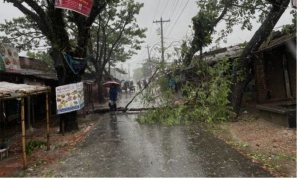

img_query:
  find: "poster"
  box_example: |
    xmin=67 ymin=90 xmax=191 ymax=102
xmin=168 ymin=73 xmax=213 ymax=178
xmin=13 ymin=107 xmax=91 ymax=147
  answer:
xmin=62 ymin=52 xmax=86 ymax=74
xmin=55 ymin=0 xmax=93 ymax=17
xmin=56 ymin=82 xmax=85 ymax=114
xmin=0 ymin=44 xmax=21 ymax=72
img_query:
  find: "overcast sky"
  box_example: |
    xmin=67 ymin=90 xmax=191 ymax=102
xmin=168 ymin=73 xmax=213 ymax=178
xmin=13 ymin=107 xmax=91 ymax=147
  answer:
xmin=0 ymin=0 xmax=295 ymax=73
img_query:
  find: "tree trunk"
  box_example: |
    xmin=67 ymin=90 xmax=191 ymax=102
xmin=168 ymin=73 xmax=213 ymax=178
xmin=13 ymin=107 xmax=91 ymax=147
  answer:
xmin=97 ymin=79 xmax=106 ymax=103
xmin=229 ymin=0 xmax=290 ymax=115
xmin=50 ymin=48 xmax=80 ymax=133
xmin=61 ymin=111 xmax=79 ymax=132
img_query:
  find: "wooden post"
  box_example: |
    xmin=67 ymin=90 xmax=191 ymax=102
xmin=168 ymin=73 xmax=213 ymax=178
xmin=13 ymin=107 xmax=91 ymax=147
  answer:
xmin=91 ymin=85 xmax=94 ymax=111
xmin=21 ymin=98 xmax=27 ymax=169
xmin=46 ymin=93 xmax=50 ymax=150
xmin=27 ymin=96 xmax=32 ymax=130
xmin=32 ymin=97 xmax=35 ymax=127
xmin=282 ymin=54 xmax=292 ymax=98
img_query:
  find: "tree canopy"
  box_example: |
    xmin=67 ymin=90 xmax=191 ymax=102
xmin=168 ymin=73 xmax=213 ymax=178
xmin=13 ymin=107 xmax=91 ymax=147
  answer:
xmin=0 ymin=0 xmax=113 ymax=132
xmin=85 ymin=0 xmax=146 ymax=102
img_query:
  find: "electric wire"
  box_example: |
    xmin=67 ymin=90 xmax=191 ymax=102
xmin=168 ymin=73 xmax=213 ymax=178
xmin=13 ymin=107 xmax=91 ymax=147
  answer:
xmin=165 ymin=0 xmax=177 ymax=20
xmin=164 ymin=0 xmax=181 ymax=32
xmin=166 ymin=0 xmax=190 ymax=37
xmin=161 ymin=0 xmax=170 ymax=18
xmin=146 ymin=0 xmax=161 ymax=45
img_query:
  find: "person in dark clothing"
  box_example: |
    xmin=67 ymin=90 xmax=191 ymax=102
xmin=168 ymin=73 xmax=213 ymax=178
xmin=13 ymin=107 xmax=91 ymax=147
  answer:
xmin=137 ymin=81 xmax=142 ymax=90
xmin=143 ymin=79 xmax=147 ymax=88
xmin=109 ymin=84 xmax=118 ymax=113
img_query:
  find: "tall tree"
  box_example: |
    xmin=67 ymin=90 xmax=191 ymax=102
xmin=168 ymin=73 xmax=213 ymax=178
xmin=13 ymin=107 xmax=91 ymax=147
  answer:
xmin=0 ymin=0 xmax=110 ymax=132
xmin=185 ymin=0 xmax=291 ymax=115
xmin=229 ymin=0 xmax=290 ymax=114
xmin=86 ymin=0 xmax=146 ymax=103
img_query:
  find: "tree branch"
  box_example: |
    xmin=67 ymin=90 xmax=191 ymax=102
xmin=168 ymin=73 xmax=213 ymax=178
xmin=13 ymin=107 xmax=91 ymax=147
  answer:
xmin=6 ymin=0 xmax=40 ymax=23
xmin=123 ymin=68 xmax=159 ymax=112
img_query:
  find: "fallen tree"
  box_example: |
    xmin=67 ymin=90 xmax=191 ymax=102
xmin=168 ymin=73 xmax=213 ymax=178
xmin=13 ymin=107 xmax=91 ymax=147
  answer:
xmin=123 ymin=68 xmax=159 ymax=112
xmin=229 ymin=0 xmax=290 ymax=115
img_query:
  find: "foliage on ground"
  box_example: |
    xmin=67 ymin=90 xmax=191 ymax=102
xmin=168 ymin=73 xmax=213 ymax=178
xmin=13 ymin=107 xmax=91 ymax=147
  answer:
xmin=26 ymin=140 xmax=47 ymax=155
xmin=136 ymin=58 xmax=236 ymax=125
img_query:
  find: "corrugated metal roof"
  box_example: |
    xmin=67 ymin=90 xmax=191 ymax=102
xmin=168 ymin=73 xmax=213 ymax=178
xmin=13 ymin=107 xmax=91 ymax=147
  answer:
xmin=0 ymin=81 xmax=50 ymax=99
xmin=203 ymin=45 xmax=244 ymax=63
xmin=19 ymin=69 xmax=58 ymax=80
xmin=254 ymin=34 xmax=296 ymax=53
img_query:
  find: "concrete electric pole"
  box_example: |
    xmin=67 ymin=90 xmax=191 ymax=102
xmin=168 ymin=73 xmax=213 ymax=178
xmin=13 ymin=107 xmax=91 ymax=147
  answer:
xmin=153 ymin=17 xmax=170 ymax=63
xmin=146 ymin=45 xmax=152 ymax=75
xmin=146 ymin=45 xmax=151 ymax=62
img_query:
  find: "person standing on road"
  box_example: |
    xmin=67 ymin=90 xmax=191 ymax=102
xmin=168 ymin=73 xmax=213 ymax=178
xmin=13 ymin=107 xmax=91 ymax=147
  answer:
xmin=109 ymin=84 xmax=118 ymax=113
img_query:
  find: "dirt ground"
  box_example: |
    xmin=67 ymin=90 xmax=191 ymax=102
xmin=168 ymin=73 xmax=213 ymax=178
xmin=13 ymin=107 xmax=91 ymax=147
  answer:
xmin=0 ymin=104 xmax=104 ymax=177
xmin=206 ymin=103 xmax=297 ymax=177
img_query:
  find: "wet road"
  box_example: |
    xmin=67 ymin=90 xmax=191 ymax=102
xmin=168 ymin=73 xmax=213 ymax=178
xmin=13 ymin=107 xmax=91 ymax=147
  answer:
xmin=45 ymin=93 xmax=274 ymax=177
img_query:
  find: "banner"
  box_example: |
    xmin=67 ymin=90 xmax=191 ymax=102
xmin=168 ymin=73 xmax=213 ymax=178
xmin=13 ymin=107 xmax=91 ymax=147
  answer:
xmin=56 ymin=82 xmax=84 ymax=114
xmin=62 ymin=52 xmax=86 ymax=74
xmin=0 ymin=44 xmax=21 ymax=72
xmin=55 ymin=0 xmax=93 ymax=17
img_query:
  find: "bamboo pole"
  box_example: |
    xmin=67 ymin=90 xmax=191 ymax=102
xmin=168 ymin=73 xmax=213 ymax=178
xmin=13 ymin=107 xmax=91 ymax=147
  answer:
xmin=46 ymin=93 xmax=50 ymax=150
xmin=32 ymin=98 xmax=35 ymax=127
xmin=21 ymin=98 xmax=26 ymax=169
xmin=27 ymin=96 xmax=32 ymax=130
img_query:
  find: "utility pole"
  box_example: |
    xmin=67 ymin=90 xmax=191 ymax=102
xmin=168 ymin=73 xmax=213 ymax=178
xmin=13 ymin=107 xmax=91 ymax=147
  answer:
xmin=146 ymin=45 xmax=152 ymax=75
xmin=153 ymin=17 xmax=170 ymax=63
xmin=146 ymin=45 xmax=151 ymax=62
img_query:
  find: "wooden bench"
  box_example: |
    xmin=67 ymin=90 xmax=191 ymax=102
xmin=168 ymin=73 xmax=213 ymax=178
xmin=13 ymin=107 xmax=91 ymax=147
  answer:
xmin=0 ymin=149 xmax=8 ymax=160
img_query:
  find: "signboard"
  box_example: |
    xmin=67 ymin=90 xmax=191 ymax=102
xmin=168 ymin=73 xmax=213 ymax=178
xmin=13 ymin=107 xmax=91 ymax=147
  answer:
xmin=0 ymin=44 xmax=21 ymax=73
xmin=56 ymin=82 xmax=84 ymax=114
xmin=55 ymin=0 xmax=93 ymax=17
xmin=62 ymin=52 xmax=86 ymax=74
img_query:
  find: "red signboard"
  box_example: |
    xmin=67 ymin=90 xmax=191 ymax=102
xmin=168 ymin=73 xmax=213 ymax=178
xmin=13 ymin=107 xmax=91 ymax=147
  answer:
xmin=55 ymin=0 xmax=93 ymax=17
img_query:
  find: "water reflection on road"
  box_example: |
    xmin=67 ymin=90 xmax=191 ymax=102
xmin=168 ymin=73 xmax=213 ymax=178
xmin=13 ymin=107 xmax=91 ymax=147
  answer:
xmin=46 ymin=92 xmax=274 ymax=177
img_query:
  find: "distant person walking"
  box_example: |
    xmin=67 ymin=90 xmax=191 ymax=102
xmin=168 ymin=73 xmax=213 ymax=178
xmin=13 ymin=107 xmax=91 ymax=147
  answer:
xmin=143 ymin=79 xmax=147 ymax=88
xmin=109 ymin=84 xmax=118 ymax=113
xmin=137 ymin=81 xmax=142 ymax=90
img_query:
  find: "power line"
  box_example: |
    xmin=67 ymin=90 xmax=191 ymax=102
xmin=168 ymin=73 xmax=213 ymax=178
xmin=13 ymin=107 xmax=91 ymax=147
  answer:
xmin=146 ymin=0 xmax=161 ymax=44
xmin=161 ymin=0 xmax=170 ymax=18
xmin=165 ymin=0 xmax=177 ymax=20
xmin=165 ymin=0 xmax=180 ymax=31
xmin=167 ymin=0 xmax=190 ymax=37
xmin=166 ymin=0 xmax=185 ymax=32
xmin=148 ymin=39 xmax=160 ymax=45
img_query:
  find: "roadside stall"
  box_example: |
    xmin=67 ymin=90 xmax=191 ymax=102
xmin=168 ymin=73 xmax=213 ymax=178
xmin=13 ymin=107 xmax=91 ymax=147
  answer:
xmin=0 ymin=82 xmax=51 ymax=169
